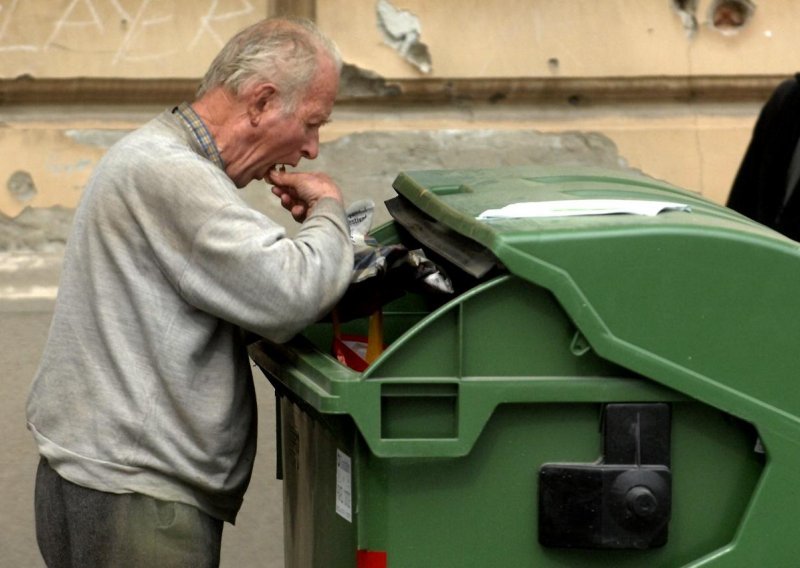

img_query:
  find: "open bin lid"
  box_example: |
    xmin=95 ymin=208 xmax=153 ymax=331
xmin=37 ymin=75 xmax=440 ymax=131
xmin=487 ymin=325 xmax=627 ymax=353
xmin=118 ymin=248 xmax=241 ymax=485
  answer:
xmin=389 ymin=166 xmax=800 ymax=438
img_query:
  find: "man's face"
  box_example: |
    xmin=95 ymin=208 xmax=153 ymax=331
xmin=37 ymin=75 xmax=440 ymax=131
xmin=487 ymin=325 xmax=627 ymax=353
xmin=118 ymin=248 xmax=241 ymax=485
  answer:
xmin=226 ymin=57 xmax=339 ymax=188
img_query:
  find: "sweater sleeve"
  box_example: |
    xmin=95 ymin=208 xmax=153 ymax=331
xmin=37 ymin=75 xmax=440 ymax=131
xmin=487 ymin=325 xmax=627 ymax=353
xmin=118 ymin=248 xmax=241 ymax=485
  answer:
xmin=102 ymin=124 xmax=354 ymax=344
xmin=177 ymin=197 xmax=354 ymax=343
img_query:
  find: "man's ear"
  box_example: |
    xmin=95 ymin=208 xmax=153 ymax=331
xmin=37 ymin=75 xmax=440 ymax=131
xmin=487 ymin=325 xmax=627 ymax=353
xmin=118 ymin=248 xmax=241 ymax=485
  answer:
xmin=247 ymin=82 xmax=278 ymax=126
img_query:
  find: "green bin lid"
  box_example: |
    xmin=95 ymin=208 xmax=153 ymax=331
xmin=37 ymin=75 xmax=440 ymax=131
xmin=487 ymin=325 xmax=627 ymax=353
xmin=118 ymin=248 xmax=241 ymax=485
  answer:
xmin=391 ymin=166 xmax=772 ymax=259
xmin=391 ymin=165 xmax=800 ymax=439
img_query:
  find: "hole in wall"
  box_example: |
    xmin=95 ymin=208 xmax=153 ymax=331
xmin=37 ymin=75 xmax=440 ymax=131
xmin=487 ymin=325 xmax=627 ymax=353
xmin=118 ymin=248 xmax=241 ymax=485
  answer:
xmin=708 ymin=0 xmax=755 ymax=35
xmin=7 ymin=170 xmax=37 ymax=203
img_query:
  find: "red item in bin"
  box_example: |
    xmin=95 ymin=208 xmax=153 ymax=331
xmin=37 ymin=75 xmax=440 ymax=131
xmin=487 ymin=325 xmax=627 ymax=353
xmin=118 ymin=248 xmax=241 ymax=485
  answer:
xmin=333 ymin=334 xmax=371 ymax=372
xmin=357 ymin=550 xmax=387 ymax=568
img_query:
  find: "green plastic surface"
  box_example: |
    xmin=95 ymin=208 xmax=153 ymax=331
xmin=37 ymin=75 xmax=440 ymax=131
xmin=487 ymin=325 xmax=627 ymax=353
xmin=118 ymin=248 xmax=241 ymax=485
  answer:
xmin=390 ymin=167 xmax=800 ymax=442
xmin=250 ymin=165 xmax=800 ymax=567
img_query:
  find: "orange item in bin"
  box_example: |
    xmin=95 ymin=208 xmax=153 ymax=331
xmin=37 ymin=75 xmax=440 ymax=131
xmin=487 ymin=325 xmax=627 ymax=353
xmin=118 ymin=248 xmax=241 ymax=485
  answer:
xmin=332 ymin=309 xmax=385 ymax=371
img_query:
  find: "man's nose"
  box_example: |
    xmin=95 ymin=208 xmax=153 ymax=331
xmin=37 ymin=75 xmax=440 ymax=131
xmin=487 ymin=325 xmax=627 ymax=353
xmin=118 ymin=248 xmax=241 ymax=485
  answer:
xmin=301 ymin=132 xmax=319 ymax=160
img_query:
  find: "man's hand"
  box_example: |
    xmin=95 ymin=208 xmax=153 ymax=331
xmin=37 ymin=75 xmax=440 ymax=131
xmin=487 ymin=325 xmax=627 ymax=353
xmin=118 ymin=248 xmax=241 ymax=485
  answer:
xmin=268 ymin=169 xmax=343 ymax=223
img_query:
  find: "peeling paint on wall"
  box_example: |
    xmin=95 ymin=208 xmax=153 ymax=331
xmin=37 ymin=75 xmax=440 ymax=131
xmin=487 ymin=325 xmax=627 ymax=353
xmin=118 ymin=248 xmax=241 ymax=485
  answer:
xmin=1 ymin=129 xmax=624 ymax=251
xmin=672 ymin=0 xmax=699 ymax=37
xmin=0 ymin=206 xmax=73 ymax=252
xmin=280 ymin=129 xmax=627 ymax=228
xmin=46 ymin=159 xmax=93 ymax=175
xmin=672 ymin=0 xmax=756 ymax=38
xmin=339 ymin=63 xmax=402 ymax=98
xmin=65 ymin=129 xmax=130 ymax=149
xmin=375 ymin=0 xmax=432 ymax=74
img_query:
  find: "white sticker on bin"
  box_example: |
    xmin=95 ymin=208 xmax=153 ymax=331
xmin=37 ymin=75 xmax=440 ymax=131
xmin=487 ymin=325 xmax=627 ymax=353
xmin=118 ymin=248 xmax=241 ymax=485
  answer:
xmin=477 ymin=199 xmax=691 ymax=220
xmin=336 ymin=449 xmax=352 ymax=523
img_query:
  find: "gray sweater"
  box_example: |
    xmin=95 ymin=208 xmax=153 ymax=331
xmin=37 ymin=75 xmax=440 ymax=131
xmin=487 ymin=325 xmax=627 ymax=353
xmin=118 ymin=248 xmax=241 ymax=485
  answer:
xmin=26 ymin=108 xmax=353 ymax=522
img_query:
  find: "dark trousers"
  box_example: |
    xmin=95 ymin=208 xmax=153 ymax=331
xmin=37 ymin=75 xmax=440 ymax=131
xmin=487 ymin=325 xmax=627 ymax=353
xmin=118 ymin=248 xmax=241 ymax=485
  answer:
xmin=35 ymin=458 xmax=224 ymax=568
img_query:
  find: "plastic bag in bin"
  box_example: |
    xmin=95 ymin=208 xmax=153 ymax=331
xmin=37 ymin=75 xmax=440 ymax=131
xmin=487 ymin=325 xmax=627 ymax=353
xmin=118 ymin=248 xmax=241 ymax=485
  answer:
xmin=334 ymin=200 xmax=453 ymax=322
xmin=330 ymin=200 xmax=453 ymax=370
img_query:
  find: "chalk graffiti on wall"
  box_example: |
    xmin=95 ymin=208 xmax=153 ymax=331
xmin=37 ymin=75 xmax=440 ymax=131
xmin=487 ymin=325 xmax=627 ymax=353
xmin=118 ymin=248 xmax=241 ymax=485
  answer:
xmin=0 ymin=0 xmax=256 ymax=65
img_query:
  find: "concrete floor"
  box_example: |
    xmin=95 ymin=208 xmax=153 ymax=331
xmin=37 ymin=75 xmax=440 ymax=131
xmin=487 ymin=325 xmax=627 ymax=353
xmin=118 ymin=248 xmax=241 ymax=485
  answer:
xmin=0 ymin=252 xmax=285 ymax=568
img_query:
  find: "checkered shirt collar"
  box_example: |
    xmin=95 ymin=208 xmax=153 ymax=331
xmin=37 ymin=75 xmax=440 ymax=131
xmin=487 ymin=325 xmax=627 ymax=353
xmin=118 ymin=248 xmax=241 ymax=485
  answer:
xmin=172 ymin=102 xmax=225 ymax=171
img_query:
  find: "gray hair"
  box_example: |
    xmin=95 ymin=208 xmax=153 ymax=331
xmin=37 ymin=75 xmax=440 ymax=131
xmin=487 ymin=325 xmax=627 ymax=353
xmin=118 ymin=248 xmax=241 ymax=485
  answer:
xmin=196 ymin=18 xmax=342 ymax=110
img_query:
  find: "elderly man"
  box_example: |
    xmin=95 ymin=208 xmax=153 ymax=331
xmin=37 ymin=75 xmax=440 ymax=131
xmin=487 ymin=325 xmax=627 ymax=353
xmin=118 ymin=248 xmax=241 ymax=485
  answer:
xmin=26 ymin=18 xmax=353 ymax=567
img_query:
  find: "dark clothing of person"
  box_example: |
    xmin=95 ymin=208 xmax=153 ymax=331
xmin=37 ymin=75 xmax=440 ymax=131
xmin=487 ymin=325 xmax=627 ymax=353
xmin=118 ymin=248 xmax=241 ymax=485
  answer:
xmin=35 ymin=458 xmax=224 ymax=568
xmin=728 ymin=74 xmax=800 ymax=240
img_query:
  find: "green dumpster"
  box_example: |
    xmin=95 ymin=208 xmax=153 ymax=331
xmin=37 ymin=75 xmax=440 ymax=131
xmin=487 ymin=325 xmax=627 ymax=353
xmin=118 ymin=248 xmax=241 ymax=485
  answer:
xmin=250 ymin=165 xmax=798 ymax=567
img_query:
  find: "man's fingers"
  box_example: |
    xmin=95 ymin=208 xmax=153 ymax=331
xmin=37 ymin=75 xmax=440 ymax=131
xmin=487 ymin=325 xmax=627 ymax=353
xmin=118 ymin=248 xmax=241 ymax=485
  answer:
xmin=267 ymin=167 xmax=301 ymax=190
xmin=272 ymin=184 xmax=299 ymax=206
xmin=291 ymin=203 xmax=308 ymax=222
xmin=268 ymin=170 xmax=342 ymax=223
xmin=271 ymin=183 xmax=308 ymax=220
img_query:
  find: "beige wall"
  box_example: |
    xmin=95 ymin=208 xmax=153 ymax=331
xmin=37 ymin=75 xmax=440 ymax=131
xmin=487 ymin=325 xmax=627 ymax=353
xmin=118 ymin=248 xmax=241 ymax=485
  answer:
xmin=0 ymin=1 xmax=789 ymax=80
xmin=0 ymin=0 xmax=270 ymax=78
xmin=0 ymin=0 xmax=790 ymax=221
xmin=320 ymin=0 xmax=790 ymax=78
xmin=325 ymin=100 xmax=759 ymax=207
xmin=0 ymin=101 xmax=761 ymax=220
